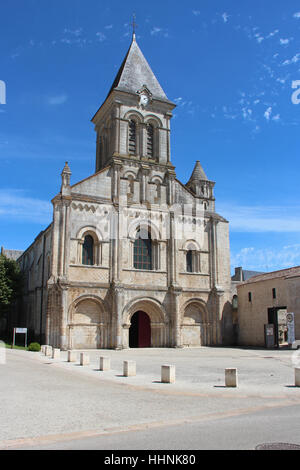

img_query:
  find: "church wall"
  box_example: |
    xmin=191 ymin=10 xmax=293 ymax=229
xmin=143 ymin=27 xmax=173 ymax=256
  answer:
xmin=71 ymin=168 xmax=111 ymax=199
xmin=215 ymin=221 xmax=231 ymax=291
xmin=16 ymin=226 xmax=52 ymax=343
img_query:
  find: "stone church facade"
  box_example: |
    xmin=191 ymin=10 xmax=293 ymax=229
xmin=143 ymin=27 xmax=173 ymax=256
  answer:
xmin=18 ymin=34 xmax=233 ymax=350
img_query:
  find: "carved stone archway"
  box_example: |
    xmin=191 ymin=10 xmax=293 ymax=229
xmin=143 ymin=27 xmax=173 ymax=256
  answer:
xmin=181 ymin=300 xmax=210 ymax=347
xmin=68 ymin=295 xmax=109 ymax=349
xmin=122 ymin=297 xmax=168 ymax=348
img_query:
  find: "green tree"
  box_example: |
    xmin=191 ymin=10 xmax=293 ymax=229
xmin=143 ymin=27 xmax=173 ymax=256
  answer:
xmin=0 ymin=254 xmax=23 ymax=314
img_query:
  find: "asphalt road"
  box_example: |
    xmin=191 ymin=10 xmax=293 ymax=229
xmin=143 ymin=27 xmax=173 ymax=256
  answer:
xmin=1 ymin=346 xmax=300 ymax=450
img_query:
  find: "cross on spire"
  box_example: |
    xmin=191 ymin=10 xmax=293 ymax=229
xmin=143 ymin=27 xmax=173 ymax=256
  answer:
xmin=131 ymin=13 xmax=137 ymax=38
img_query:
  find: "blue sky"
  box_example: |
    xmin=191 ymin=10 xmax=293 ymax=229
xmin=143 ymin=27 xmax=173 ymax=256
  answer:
xmin=1 ymin=0 xmax=300 ymax=273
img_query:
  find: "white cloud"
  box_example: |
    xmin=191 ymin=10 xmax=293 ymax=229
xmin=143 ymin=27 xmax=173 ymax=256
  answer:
xmin=63 ymin=28 xmax=83 ymax=36
xmin=279 ymin=39 xmax=290 ymax=46
xmin=47 ymin=94 xmax=68 ymax=106
xmin=293 ymin=12 xmax=300 ymax=18
xmin=264 ymin=106 xmax=272 ymax=120
xmin=231 ymin=244 xmax=300 ymax=271
xmin=267 ymin=29 xmax=279 ymax=38
xmin=174 ymin=97 xmax=183 ymax=104
xmin=0 ymin=190 xmax=51 ymax=224
xmin=192 ymin=10 xmax=201 ymax=16
xmin=282 ymin=53 xmax=300 ymax=66
xmin=222 ymin=12 xmax=229 ymax=23
xmin=96 ymin=32 xmax=106 ymax=42
xmin=217 ymin=202 xmax=300 ymax=233
xmin=105 ymin=24 xmax=113 ymax=30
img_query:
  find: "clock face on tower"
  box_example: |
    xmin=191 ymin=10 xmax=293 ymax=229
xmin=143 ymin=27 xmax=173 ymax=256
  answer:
xmin=139 ymin=93 xmax=149 ymax=107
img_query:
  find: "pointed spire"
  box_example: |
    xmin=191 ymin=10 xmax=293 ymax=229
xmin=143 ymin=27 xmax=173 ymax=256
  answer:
xmin=106 ymin=34 xmax=169 ymax=102
xmin=188 ymin=160 xmax=208 ymax=183
xmin=61 ymin=161 xmax=71 ymax=195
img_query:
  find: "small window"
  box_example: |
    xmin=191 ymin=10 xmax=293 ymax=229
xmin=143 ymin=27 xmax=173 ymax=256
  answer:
xmin=186 ymin=250 xmax=193 ymax=273
xmin=248 ymin=292 xmax=252 ymax=302
xmin=146 ymin=124 xmax=154 ymax=158
xmin=128 ymin=120 xmax=137 ymax=155
xmin=82 ymin=235 xmax=94 ymax=265
xmin=272 ymin=288 xmax=276 ymax=299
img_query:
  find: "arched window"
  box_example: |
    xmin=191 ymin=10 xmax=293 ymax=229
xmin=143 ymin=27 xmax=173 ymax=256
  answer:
xmin=134 ymin=228 xmax=153 ymax=270
xmin=82 ymin=235 xmax=94 ymax=266
xmin=146 ymin=123 xmax=154 ymax=158
xmin=186 ymin=248 xmax=200 ymax=273
xmin=186 ymin=250 xmax=193 ymax=273
xmin=128 ymin=120 xmax=137 ymax=155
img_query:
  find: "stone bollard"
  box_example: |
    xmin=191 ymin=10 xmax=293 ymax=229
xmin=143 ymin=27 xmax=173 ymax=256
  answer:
xmin=100 ymin=356 xmax=110 ymax=371
xmin=45 ymin=346 xmax=52 ymax=357
xmin=52 ymin=348 xmax=60 ymax=359
xmin=161 ymin=365 xmax=176 ymax=383
xmin=80 ymin=352 xmax=90 ymax=366
xmin=41 ymin=345 xmax=47 ymax=354
xmin=295 ymin=368 xmax=300 ymax=387
xmin=68 ymin=350 xmax=77 ymax=363
xmin=123 ymin=360 xmax=136 ymax=377
xmin=225 ymin=368 xmax=238 ymax=387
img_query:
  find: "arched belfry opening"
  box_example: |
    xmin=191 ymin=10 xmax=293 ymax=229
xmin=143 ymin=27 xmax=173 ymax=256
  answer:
xmin=129 ymin=311 xmax=151 ymax=348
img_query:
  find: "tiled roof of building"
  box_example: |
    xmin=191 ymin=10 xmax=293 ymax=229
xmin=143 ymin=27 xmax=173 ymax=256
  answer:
xmin=240 ymin=266 xmax=300 ymax=285
xmin=231 ymin=267 xmax=265 ymax=282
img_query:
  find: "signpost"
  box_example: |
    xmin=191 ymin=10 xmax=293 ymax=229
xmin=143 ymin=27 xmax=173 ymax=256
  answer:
xmin=264 ymin=323 xmax=275 ymax=348
xmin=12 ymin=328 xmax=28 ymax=348
xmin=287 ymin=313 xmax=295 ymax=346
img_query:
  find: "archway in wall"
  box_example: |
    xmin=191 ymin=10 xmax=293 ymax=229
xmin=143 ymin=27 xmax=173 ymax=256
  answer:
xmin=69 ymin=297 xmax=108 ymax=349
xmin=181 ymin=301 xmax=208 ymax=347
xmin=129 ymin=311 xmax=151 ymax=348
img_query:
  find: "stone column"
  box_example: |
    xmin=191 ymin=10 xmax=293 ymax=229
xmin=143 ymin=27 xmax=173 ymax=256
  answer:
xmin=60 ymin=284 xmax=69 ymax=350
xmin=112 ymin=104 xmax=121 ymax=155
xmin=169 ymin=286 xmax=182 ymax=348
xmin=166 ymin=169 xmax=176 ymax=206
xmin=139 ymin=164 xmax=150 ymax=204
xmin=111 ymin=158 xmax=123 ymax=205
xmin=112 ymin=284 xmax=124 ymax=350
xmin=140 ymin=123 xmax=148 ymax=158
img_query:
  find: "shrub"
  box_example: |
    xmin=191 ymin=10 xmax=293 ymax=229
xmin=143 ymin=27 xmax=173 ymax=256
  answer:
xmin=27 ymin=342 xmax=41 ymax=352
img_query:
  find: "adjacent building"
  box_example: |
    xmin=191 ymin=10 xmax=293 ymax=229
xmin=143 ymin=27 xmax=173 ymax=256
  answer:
xmin=237 ymin=266 xmax=300 ymax=347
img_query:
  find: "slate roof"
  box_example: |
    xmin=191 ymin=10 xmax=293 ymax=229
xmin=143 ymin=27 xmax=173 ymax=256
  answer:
xmin=107 ymin=34 xmax=170 ymax=102
xmin=187 ymin=160 xmax=208 ymax=183
xmin=240 ymin=266 xmax=300 ymax=285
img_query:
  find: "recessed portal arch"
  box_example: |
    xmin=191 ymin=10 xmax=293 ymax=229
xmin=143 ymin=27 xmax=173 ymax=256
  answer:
xmin=123 ymin=298 xmax=168 ymax=348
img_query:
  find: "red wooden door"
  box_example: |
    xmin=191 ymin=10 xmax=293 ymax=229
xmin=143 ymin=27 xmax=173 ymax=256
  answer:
xmin=138 ymin=311 xmax=151 ymax=347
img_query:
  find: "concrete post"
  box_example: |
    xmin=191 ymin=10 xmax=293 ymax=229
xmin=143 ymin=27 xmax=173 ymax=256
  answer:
xmin=45 ymin=345 xmax=52 ymax=357
xmin=52 ymin=348 xmax=60 ymax=359
xmin=123 ymin=360 xmax=136 ymax=377
xmin=80 ymin=353 xmax=90 ymax=366
xmin=67 ymin=350 xmax=77 ymax=362
xmin=161 ymin=365 xmax=176 ymax=383
xmin=100 ymin=356 xmax=110 ymax=371
xmin=225 ymin=368 xmax=238 ymax=387
xmin=295 ymin=368 xmax=300 ymax=387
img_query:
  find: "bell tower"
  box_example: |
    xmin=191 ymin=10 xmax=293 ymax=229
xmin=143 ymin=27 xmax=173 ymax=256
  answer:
xmin=91 ymin=33 xmax=176 ymax=173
